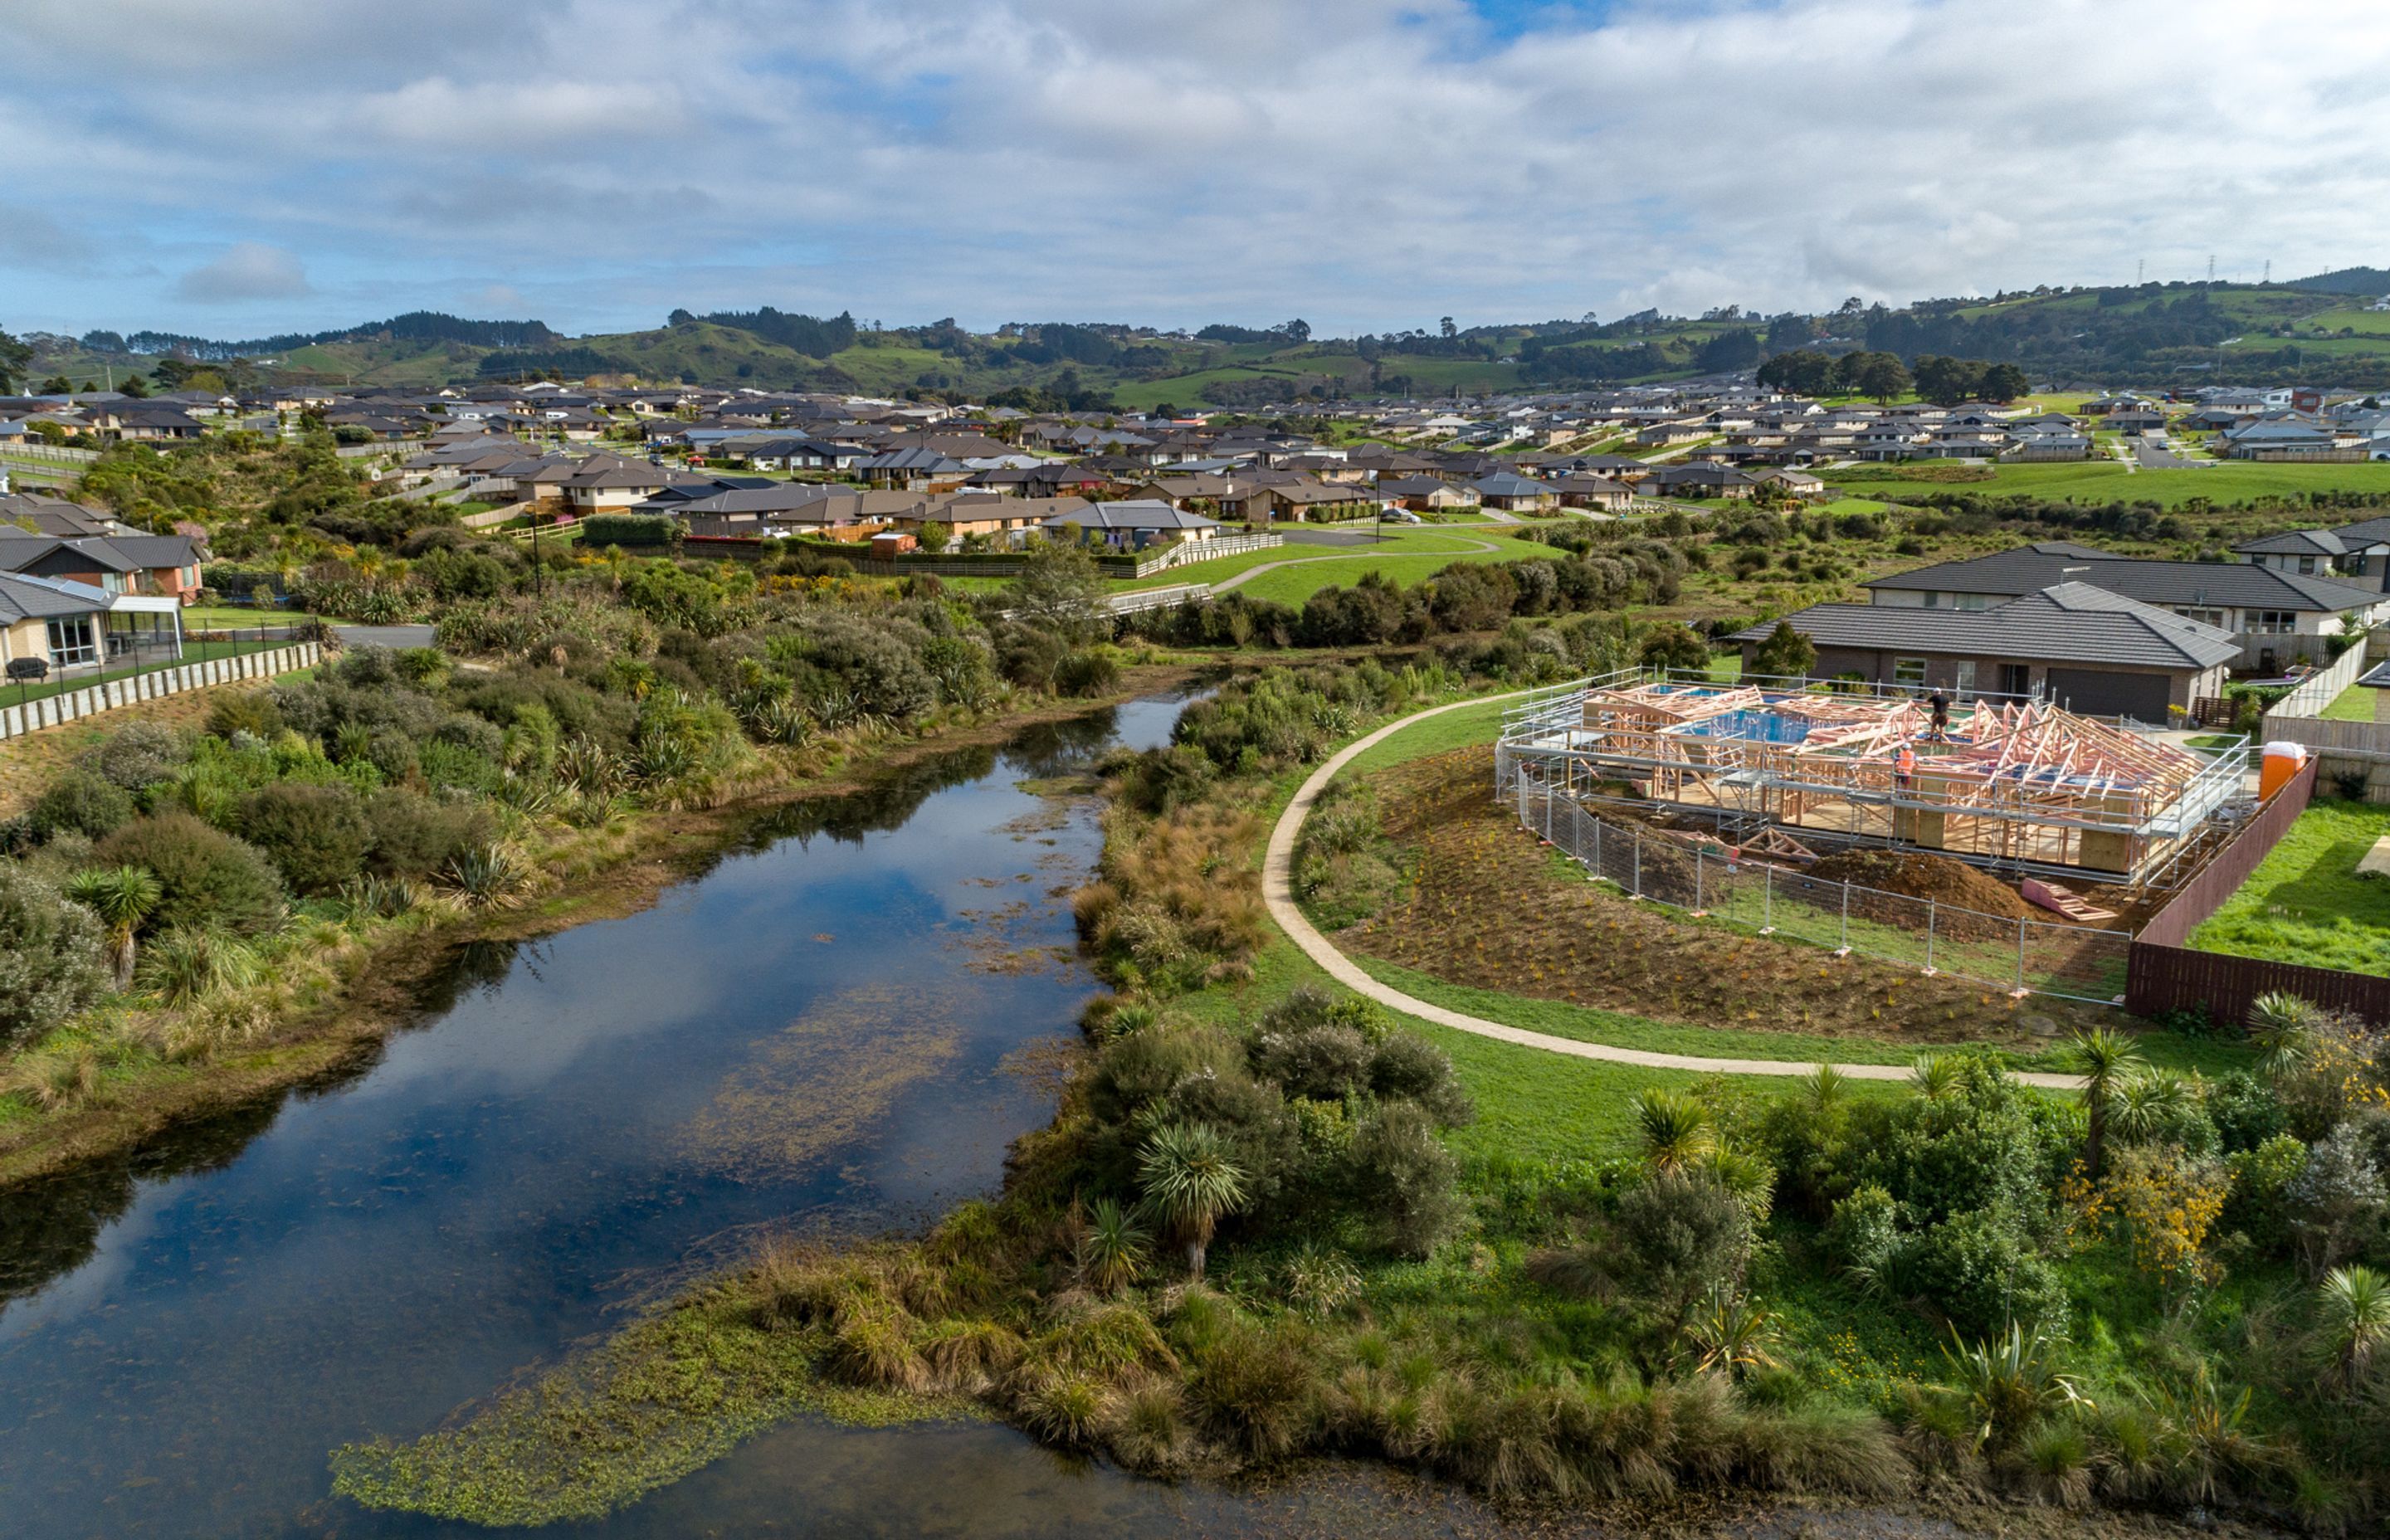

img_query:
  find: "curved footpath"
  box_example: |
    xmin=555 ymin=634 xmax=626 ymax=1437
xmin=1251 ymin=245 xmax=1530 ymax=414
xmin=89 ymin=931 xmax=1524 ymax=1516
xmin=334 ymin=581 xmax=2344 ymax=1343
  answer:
xmin=1263 ymin=690 xmax=2086 ymax=1090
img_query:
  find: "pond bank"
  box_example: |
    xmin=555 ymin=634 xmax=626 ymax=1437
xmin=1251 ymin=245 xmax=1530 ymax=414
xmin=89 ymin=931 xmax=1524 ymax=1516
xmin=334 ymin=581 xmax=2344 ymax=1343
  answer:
xmin=0 ymin=663 xmax=1202 ymax=1194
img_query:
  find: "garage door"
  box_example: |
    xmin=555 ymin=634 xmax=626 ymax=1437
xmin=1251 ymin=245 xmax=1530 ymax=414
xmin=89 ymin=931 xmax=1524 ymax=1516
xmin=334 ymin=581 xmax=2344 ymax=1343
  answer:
xmin=2046 ymin=668 xmax=2170 ymax=724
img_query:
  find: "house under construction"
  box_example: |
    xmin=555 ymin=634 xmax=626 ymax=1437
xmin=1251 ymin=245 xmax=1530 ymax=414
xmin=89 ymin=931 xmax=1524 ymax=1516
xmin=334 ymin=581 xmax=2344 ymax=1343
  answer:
xmin=1495 ymin=675 xmax=2251 ymax=885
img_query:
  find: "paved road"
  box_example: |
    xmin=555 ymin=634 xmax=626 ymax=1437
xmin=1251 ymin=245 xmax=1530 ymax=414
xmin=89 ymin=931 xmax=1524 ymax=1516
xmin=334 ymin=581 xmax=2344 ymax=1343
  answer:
xmin=2134 ymin=440 xmax=2199 ymax=470
xmin=1261 ymin=691 xmax=2087 ymax=1089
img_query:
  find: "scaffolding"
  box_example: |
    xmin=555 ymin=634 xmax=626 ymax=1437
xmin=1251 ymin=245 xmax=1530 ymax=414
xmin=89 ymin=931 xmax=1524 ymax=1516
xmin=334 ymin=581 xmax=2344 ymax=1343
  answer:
xmin=1496 ymin=674 xmax=2250 ymax=885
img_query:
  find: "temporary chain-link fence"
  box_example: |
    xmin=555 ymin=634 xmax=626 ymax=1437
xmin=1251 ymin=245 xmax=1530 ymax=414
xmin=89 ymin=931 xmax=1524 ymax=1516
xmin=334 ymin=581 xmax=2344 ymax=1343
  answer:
xmin=1510 ymin=768 xmax=2130 ymax=1005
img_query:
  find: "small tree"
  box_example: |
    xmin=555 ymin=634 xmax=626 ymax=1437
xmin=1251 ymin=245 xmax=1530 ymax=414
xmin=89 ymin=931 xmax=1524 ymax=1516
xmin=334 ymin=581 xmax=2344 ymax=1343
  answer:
xmin=2061 ymin=1025 xmax=2144 ymax=1177
xmin=1634 ymin=1086 xmax=1714 ymax=1171
xmin=1009 ymin=539 xmax=1110 ymax=646
xmin=1636 ymin=621 xmax=1710 ymax=675
xmin=1749 ymin=621 xmax=1817 ymax=681
xmin=2319 ymin=1265 xmax=2390 ymax=1395
xmin=66 ymin=866 xmax=163 ymax=991
xmin=1137 ymin=1121 xmax=1249 ymax=1280
xmin=915 ymin=519 xmax=952 ymax=553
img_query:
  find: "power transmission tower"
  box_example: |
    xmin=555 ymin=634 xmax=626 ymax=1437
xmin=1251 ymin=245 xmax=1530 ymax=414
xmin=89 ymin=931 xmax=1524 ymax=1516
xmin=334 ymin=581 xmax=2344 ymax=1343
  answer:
xmin=2262 ymin=260 xmax=2271 ymax=284
xmin=2207 ymin=255 xmax=2216 ymax=283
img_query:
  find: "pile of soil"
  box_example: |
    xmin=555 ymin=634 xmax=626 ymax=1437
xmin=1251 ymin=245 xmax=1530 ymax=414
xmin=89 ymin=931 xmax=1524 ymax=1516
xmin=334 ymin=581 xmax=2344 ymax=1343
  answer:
xmin=1807 ymin=850 xmax=2030 ymax=919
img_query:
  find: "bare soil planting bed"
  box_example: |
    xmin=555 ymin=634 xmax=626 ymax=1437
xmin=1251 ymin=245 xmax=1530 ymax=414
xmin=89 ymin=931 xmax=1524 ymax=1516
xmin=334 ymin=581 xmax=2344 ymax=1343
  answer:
xmin=1339 ymin=748 xmax=2105 ymax=1046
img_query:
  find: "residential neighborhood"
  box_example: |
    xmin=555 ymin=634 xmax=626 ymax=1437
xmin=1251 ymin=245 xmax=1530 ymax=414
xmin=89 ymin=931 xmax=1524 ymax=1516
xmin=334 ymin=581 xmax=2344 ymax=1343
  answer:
xmin=7 ymin=7 xmax=2390 ymax=1537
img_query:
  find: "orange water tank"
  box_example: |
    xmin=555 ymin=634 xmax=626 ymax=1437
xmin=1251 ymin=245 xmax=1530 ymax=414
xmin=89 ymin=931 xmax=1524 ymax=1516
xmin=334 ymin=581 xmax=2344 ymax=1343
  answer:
xmin=2259 ymin=741 xmax=2308 ymax=800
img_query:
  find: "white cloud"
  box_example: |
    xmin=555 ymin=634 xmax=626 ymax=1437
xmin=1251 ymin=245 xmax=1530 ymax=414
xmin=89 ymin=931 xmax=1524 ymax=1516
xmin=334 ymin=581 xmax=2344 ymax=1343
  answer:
xmin=7 ymin=0 xmax=2389 ymax=334
xmin=173 ymin=242 xmax=314 ymax=304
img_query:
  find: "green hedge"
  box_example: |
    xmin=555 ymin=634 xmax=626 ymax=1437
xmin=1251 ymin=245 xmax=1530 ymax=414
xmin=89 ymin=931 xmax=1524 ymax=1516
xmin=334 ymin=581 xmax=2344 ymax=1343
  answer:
xmin=578 ymin=514 xmax=682 ymax=548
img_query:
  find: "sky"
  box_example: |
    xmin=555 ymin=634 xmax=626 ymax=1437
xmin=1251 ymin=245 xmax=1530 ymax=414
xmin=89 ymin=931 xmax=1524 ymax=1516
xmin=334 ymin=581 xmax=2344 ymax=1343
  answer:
xmin=3 ymin=0 xmax=2388 ymax=343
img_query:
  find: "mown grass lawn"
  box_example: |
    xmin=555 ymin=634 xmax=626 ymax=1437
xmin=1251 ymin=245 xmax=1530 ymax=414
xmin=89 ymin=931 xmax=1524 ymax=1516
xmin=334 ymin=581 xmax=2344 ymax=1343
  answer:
xmin=2189 ymin=798 xmax=2390 ymax=975
xmin=2323 ymin=683 xmax=2384 ymax=723
xmin=1829 ymin=459 xmax=2390 ymax=509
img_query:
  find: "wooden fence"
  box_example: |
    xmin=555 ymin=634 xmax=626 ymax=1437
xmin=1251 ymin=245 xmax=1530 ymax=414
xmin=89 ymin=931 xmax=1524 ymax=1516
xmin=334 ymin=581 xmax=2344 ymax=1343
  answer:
xmin=2264 ymin=641 xmax=2369 ymax=721
xmin=0 ymin=642 xmax=323 ymax=743
xmin=2134 ymin=758 xmax=2316 ymax=948
xmin=2124 ymin=757 xmax=2390 ymax=1026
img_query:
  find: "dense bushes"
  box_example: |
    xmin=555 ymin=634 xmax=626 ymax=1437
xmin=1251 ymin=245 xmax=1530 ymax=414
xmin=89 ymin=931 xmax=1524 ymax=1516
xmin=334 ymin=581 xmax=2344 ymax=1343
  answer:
xmin=238 ymin=782 xmax=373 ymax=895
xmin=0 ymin=867 xmax=108 ymax=1050
xmin=95 ymin=814 xmax=285 ymax=935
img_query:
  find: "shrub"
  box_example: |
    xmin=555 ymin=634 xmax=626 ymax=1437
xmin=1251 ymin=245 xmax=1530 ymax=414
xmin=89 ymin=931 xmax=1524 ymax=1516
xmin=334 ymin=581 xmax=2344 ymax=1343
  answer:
xmin=94 ymin=813 xmax=285 ymax=935
xmin=1347 ymin=1102 xmax=1463 ymax=1259
xmin=1249 ymin=1020 xmax=1372 ymax=1102
xmin=206 ymin=690 xmax=284 ymax=740
xmin=363 ymin=790 xmax=492 ymax=881
xmin=1822 ymin=1183 xmax=1904 ymax=1286
xmin=1366 ymin=1034 xmax=1475 ymax=1128
xmin=1054 ymin=649 xmax=1120 ymax=697
xmin=1615 ymin=1169 xmax=1753 ymax=1318
xmin=1900 ymin=1205 xmax=2065 ymax=1336
xmin=0 ymin=866 xmax=109 ymax=1050
xmin=2287 ymin=1125 xmax=2388 ymax=1275
xmin=29 ymin=771 xmax=136 ymax=841
xmin=238 ymin=782 xmax=373 ymax=894
xmin=76 ymin=722 xmax=189 ymax=791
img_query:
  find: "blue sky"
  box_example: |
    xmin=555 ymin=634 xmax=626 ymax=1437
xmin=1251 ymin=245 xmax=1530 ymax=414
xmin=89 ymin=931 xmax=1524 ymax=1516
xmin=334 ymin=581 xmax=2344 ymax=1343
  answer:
xmin=2 ymin=0 xmax=2385 ymax=343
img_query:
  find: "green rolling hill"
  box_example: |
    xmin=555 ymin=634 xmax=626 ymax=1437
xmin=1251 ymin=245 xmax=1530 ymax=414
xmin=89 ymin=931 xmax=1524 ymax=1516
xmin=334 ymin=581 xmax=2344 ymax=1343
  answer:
xmin=20 ymin=269 xmax=2390 ymax=402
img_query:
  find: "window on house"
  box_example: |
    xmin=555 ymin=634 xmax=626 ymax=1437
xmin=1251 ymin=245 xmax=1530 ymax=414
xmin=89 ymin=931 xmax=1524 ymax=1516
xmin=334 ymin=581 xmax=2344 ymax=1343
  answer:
xmin=46 ymin=616 xmax=97 ymax=665
xmin=1921 ymin=592 xmax=1940 ymax=608
xmin=2297 ymin=555 xmax=2318 ymax=574
xmin=1893 ymin=656 xmax=1928 ymax=685
xmin=2176 ymin=607 xmax=2227 ymax=629
xmin=2243 ymin=611 xmax=2297 ymax=635
xmin=1953 ymin=660 xmax=1978 ymax=694
xmin=1955 ymin=593 xmax=1990 ymax=612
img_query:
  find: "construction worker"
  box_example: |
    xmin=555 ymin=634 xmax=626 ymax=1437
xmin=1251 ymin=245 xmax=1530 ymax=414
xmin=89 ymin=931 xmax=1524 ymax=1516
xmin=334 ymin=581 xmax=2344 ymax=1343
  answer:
xmin=1894 ymin=741 xmax=1916 ymax=792
xmin=1927 ymin=688 xmax=1951 ymax=741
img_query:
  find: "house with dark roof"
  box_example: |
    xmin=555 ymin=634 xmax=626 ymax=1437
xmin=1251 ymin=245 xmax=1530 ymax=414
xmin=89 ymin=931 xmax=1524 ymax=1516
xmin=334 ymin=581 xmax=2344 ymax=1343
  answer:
xmin=1041 ymin=500 xmax=1221 ymax=550
xmin=2233 ymin=515 xmax=2390 ymax=592
xmin=1731 ymin=582 xmax=2241 ymax=720
xmin=1469 ymin=470 xmax=1558 ymax=512
xmin=1864 ymin=543 xmax=2389 ymax=668
xmin=1643 ymin=462 xmax=1756 ymax=499
xmin=0 ymin=531 xmax=207 ymax=605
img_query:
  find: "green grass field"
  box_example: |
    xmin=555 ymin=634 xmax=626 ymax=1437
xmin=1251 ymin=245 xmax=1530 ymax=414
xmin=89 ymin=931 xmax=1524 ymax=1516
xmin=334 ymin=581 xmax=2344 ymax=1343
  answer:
xmin=2189 ymin=798 xmax=2390 ymax=975
xmin=1124 ymin=525 xmax=1562 ymax=607
xmin=1823 ymin=459 xmax=2390 ymax=508
xmin=2323 ymin=683 xmax=2385 ymax=723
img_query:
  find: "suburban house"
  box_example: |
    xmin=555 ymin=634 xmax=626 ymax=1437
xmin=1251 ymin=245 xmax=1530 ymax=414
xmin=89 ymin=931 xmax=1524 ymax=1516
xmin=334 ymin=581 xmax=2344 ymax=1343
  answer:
xmin=1469 ymin=470 xmax=1559 ymax=513
xmin=558 ymin=455 xmax=676 ymax=517
xmin=1644 ymin=462 xmax=1756 ymax=499
xmin=1041 ymin=500 xmax=1221 ymax=550
xmin=1376 ymin=474 xmax=1480 ymax=511
xmin=1864 ymin=542 xmax=2390 ymax=668
xmin=1731 ymin=582 xmax=2241 ymax=720
xmin=2234 ymin=515 xmax=2390 ymax=592
xmin=0 ymin=531 xmax=207 ymax=604
xmin=0 ymin=570 xmax=184 ymax=680
xmin=1554 ymin=474 xmax=1634 ymax=510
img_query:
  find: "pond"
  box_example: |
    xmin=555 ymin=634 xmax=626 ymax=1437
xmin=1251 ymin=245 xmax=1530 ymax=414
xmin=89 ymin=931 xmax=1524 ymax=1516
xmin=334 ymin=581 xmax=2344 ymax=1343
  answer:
xmin=0 ymin=698 xmax=1274 ymax=1538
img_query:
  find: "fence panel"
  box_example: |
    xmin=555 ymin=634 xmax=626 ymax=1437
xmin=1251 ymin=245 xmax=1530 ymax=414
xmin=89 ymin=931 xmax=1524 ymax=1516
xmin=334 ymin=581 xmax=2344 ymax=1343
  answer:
xmin=1510 ymin=786 xmax=2129 ymax=1006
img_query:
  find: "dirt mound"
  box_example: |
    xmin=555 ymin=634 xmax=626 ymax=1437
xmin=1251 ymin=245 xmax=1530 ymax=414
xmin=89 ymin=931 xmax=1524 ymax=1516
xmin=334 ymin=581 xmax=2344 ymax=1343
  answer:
xmin=1807 ymin=850 xmax=2030 ymax=919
